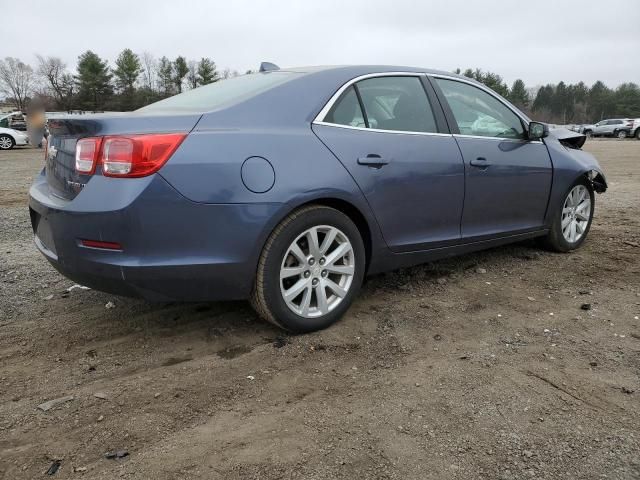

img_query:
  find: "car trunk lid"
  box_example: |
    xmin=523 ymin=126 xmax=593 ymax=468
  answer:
xmin=45 ymin=112 xmax=201 ymax=201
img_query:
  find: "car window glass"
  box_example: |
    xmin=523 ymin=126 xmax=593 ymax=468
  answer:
xmin=137 ymin=71 xmax=298 ymax=113
xmin=356 ymin=76 xmax=437 ymax=133
xmin=436 ymin=78 xmax=525 ymax=139
xmin=323 ymin=86 xmax=366 ymax=127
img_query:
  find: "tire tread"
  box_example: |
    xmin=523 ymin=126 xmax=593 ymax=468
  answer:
xmin=250 ymin=204 xmax=337 ymax=329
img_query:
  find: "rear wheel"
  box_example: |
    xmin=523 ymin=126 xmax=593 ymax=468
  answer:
xmin=540 ymin=179 xmax=594 ymax=252
xmin=0 ymin=135 xmax=14 ymax=150
xmin=251 ymin=205 xmax=365 ymax=333
xmin=615 ymin=130 xmax=627 ymax=139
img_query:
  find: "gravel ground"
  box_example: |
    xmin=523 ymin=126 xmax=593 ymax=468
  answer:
xmin=0 ymin=140 xmax=639 ymax=479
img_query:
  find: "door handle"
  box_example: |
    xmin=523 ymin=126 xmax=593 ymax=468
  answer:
xmin=469 ymin=157 xmax=490 ymax=169
xmin=357 ymin=154 xmax=389 ymax=168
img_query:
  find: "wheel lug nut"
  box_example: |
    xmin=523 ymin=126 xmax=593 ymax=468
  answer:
xmin=312 ymin=278 xmax=319 ymax=286
xmin=319 ymin=258 xmax=325 ymax=266
xmin=308 ymin=258 xmax=315 ymax=266
xmin=304 ymin=271 xmax=310 ymax=278
xmin=321 ymin=270 xmax=327 ymax=277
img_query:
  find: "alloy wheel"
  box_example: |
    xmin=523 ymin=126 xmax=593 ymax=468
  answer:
xmin=0 ymin=136 xmax=13 ymax=149
xmin=279 ymin=225 xmax=355 ymax=318
xmin=561 ymin=185 xmax=591 ymax=243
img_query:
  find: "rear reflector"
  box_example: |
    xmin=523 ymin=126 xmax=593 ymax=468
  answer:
xmin=80 ymin=239 xmax=123 ymax=250
xmin=74 ymin=133 xmax=186 ymax=178
xmin=75 ymin=137 xmax=102 ymax=174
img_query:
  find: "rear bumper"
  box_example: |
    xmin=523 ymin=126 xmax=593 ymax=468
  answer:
xmin=28 ymin=171 xmax=281 ymax=301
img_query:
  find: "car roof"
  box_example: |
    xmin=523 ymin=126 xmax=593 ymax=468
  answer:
xmin=281 ymin=64 xmax=460 ymax=77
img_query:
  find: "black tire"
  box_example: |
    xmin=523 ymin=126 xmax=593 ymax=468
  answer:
xmin=540 ymin=178 xmax=595 ymax=252
xmin=251 ymin=204 xmax=365 ymax=333
xmin=0 ymin=134 xmax=15 ymax=150
xmin=615 ymin=130 xmax=627 ymax=139
xmin=583 ymin=130 xmax=592 ymax=138
xmin=635 ymin=129 xmax=640 ymax=140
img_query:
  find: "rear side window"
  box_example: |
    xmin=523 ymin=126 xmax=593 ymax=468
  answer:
xmin=357 ymin=76 xmax=437 ymax=133
xmin=137 ymin=71 xmax=298 ymax=113
xmin=323 ymin=86 xmax=366 ymax=128
xmin=436 ymin=78 xmax=525 ymax=139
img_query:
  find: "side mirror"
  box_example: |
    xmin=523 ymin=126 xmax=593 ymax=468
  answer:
xmin=528 ymin=121 xmax=548 ymax=140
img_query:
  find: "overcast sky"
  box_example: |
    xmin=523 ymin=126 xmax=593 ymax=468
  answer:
xmin=3 ymin=0 xmax=639 ymax=87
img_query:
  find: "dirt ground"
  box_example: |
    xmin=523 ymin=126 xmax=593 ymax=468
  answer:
xmin=0 ymin=140 xmax=639 ymax=479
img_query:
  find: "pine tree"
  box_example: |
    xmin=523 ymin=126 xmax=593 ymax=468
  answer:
xmin=553 ymin=81 xmax=570 ymax=122
xmin=196 ymin=58 xmax=218 ymax=85
xmin=75 ymin=50 xmax=112 ymax=111
xmin=533 ymin=85 xmax=554 ymax=113
xmin=588 ymin=81 xmax=613 ymax=121
xmin=173 ymin=56 xmax=189 ymax=93
xmin=508 ymin=79 xmax=529 ymax=109
xmin=157 ymin=56 xmax=174 ymax=96
xmin=613 ymin=83 xmax=640 ymax=117
xmin=113 ymin=49 xmax=142 ymax=95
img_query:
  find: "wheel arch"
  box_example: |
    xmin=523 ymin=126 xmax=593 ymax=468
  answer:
xmin=256 ymin=195 xmax=376 ymax=276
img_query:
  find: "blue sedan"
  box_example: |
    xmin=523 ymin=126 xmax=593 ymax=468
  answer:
xmin=29 ymin=64 xmax=607 ymax=332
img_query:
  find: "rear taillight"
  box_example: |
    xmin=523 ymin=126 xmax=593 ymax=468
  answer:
xmin=75 ymin=137 xmax=102 ymax=174
xmin=74 ymin=133 xmax=186 ymax=178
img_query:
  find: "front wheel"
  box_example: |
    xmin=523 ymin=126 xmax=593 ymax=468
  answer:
xmin=251 ymin=205 xmax=365 ymax=333
xmin=635 ymin=129 xmax=640 ymax=140
xmin=540 ymin=179 xmax=594 ymax=252
xmin=0 ymin=135 xmax=14 ymax=150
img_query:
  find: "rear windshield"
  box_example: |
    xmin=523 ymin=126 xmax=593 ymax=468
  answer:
xmin=137 ymin=71 xmax=298 ymax=113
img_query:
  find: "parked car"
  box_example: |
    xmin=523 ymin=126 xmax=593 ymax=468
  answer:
xmin=628 ymin=118 xmax=640 ymax=139
xmin=29 ymin=64 xmax=607 ymax=332
xmin=0 ymin=112 xmax=27 ymax=131
xmin=0 ymin=126 xmax=30 ymax=149
xmin=584 ymin=119 xmax=632 ymax=138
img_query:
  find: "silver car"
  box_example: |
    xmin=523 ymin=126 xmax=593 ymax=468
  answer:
xmin=589 ymin=119 xmax=632 ymax=138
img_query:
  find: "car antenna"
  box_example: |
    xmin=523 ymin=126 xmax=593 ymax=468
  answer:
xmin=259 ymin=62 xmax=280 ymax=72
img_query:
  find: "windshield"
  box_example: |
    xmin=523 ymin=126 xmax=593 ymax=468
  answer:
xmin=137 ymin=71 xmax=299 ymax=113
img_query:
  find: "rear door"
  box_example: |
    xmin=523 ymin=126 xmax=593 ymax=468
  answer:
xmin=432 ymin=76 xmax=553 ymax=240
xmin=313 ymin=74 xmax=465 ymax=252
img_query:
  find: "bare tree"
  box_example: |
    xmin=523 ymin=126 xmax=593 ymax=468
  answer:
xmin=186 ymin=60 xmax=198 ymax=90
xmin=0 ymin=57 xmax=35 ymax=111
xmin=140 ymin=52 xmax=156 ymax=91
xmin=36 ymin=55 xmax=74 ymax=109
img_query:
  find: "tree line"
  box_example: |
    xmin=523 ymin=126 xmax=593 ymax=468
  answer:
xmin=0 ymin=50 xmax=245 ymax=113
xmin=1 ymin=53 xmax=638 ymax=123
xmin=455 ymin=68 xmax=640 ymax=124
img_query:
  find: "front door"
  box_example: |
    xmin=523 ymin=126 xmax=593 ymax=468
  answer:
xmin=432 ymin=77 xmax=553 ymax=240
xmin=313 ymin=74 xmax=465 ymax=252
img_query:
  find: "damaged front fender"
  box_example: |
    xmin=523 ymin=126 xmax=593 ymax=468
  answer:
xmin=541 ymin=127 xmax=607 ymax=226
xmin=586 ymin=168 xmax=608 ymax=193
xmin=546 ymin=128 xmax=608 ymax=193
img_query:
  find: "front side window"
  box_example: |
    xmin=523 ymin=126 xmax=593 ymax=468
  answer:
xmin=356 ymin=76 xmax=437 ymax=133
xmin=436 ymin=78 xmax=525 ymax=139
